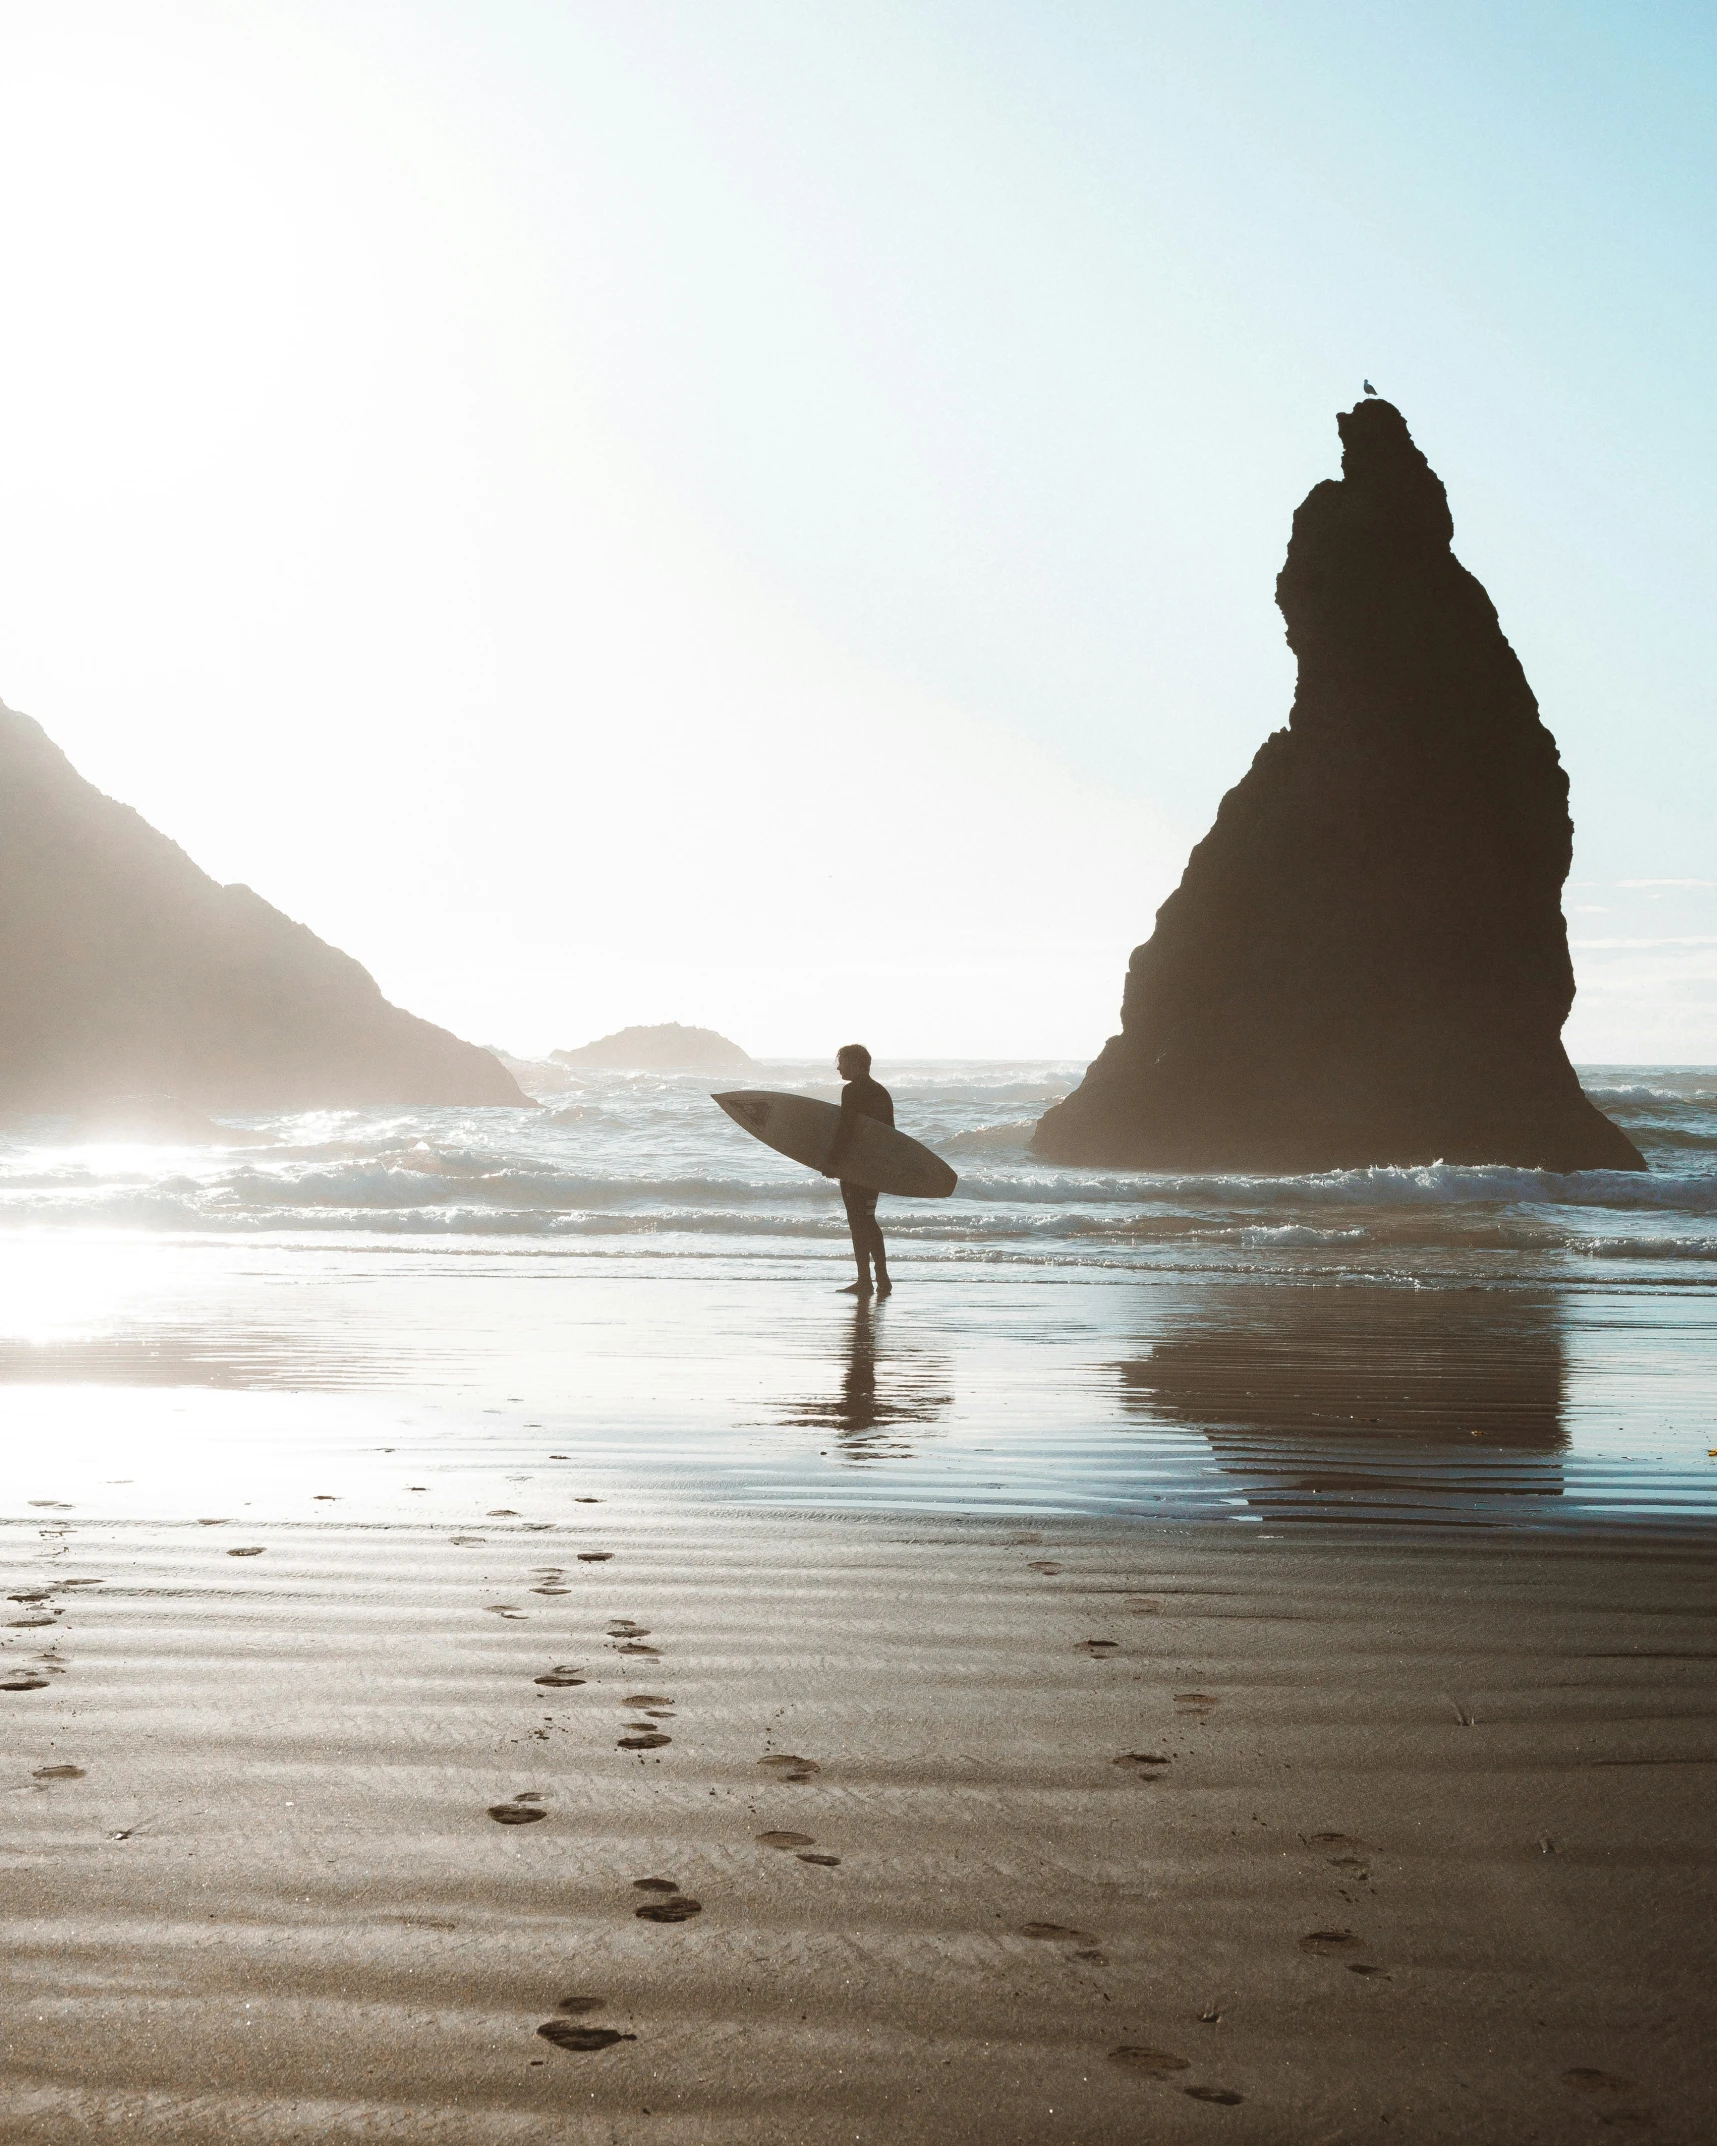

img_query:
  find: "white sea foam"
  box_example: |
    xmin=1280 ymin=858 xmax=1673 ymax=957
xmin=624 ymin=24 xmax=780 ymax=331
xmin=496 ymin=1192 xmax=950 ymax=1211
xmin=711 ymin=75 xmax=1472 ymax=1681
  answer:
xmin=3 ymin=1064 xmax=1715 ymax=1278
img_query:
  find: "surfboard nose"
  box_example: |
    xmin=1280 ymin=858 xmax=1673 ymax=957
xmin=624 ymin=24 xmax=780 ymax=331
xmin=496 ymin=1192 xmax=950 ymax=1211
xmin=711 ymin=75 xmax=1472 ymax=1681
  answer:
xmin=712 ymin=1091 xmax=771 ymax=1134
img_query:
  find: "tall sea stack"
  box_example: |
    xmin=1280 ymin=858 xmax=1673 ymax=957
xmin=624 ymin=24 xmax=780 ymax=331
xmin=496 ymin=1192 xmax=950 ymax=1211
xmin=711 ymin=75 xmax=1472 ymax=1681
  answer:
xmin=0 ymin=701 xmax=525 ymax=1113
xmin=1035 ymin=401 xmax=1642 ymax=1173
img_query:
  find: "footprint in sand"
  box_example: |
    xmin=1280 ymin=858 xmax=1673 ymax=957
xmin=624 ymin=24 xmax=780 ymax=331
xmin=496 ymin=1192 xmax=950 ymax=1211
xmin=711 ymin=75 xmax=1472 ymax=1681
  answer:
xmin=196 ymin=1519 xmax=229 ymax=1527
xmin=618 ymin=1642 xmax=660 ymax=1657
xmin=798 ymin=1852 xmax=840 ymax=1867
xmin=7 ymin=1592 xmax=53 ymax=1604
xmin=1299 ymin=1929 xmax=1360 ymax=1957
xmin=9 ymin=1615 xmax=58 ymax=1629
xmin=33 ymin=1764 xmax=85 ymax=1780
xmin=633 ymin=1877 xmax=679 ymax=1893
xmin=1080 ymin=1639 xmax=1120 ymax=1657
xmin=313 ymin=1495 xmax=338 ymax=1502
xmin=619 ymin=1731 xmax=671 ymax=1750
xmin=577 ymin=1552 xmax=613 ymax=1563
xmin=1185 ymin=2085 xmax=1244 ymax=2104
xmin=608 ymin=1620 xmax=647 ymax=1637
xmin=226 ymin=1547 xmax=265 ymax=1558
xmin=635 ymin=1895 xmax=702 ymax=1923
xmin=758 ymin=1755 xmax=819 ymax=1784
xmin=1111 ymin=1753 xmax=1171 ymax=1779
xmin=1019 ymin=1922 xmax=1099 ymax=1945
xmin=1564 ymin=2069 xmax=1638 ymax=2095
xmin=488 ymin=1800 xmax=550 ymax=1825
xmin=1124 ymin=1596 xmax=1160 ymax=1614
xmin=485 ymin=1604 xmax=529 ymax=1620
xmin=534 ymin=1667 xmax=586 ymax=1688
xmin=625 ymin=1694 xmax=671 ymax=1711
xmin=758 ymin=1831 xmax=816 ymax=1849
xmin=1 ymin=1674 xmax=50 ymax=1691
xmin=576 ymin=1497 xmax=601 ymax=1503
xmin=488 ymin=1509 xmax=521 ymax=1518
xmin=537 ymin=2021 xmax=635 ymax=2052
xmin=1175 ymin=1692 xmax=1217 ymax=1718
xmin=1108 ymin=2048 xmax=1190 ymax=2077
xmin=28 ymin=1501 xmax=72 ymax=1510
xmin=554 ymin=1995 xmax=606 ymax=2015
xmin=1027 ymin=1560 xmax=1062 ymax=1575
xmin=1347 ymin=1964 xmax=1387 ymax=1977
xmin=450 ymin=1536 xmax=487 ymax=1547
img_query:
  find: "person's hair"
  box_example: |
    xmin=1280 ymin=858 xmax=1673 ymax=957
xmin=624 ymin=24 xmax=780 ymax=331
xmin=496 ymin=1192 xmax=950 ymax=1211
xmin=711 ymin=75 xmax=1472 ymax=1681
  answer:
xmin=837 ymin=1042 xmax=872 ymax=1071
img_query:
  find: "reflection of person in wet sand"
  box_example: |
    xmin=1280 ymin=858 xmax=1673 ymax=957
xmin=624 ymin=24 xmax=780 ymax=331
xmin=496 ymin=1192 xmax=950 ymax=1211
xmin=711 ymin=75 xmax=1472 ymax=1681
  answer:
xmin=823 ymin=1043 xmax=892 ymax=1297
xmin=775 ymin=1303 xmax=954 ymax=1452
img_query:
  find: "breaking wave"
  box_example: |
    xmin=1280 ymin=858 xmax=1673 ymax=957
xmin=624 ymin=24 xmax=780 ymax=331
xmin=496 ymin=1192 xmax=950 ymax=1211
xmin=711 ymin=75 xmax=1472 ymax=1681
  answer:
xmin=2 ymin=1062 xmax=1714 ymax=1279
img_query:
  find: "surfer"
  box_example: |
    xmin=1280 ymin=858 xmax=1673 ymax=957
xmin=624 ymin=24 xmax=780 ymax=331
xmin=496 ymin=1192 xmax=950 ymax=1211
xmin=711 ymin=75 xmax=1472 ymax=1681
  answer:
xmin=825 ymin=1044 xmax=893 ymax=1297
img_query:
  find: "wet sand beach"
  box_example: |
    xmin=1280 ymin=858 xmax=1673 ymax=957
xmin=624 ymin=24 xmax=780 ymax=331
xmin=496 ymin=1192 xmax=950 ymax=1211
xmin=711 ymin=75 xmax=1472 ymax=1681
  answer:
xmin=3 ymin=1238 xmax=1717 ymax=2142
xmin=4 ymin=1507 xmax=1714 ymax=2143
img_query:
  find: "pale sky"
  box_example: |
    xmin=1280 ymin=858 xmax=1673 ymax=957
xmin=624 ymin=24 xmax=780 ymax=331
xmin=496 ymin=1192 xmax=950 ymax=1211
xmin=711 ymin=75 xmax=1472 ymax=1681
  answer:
xmin=0 ymin=2 xmax=1711 ymax=1060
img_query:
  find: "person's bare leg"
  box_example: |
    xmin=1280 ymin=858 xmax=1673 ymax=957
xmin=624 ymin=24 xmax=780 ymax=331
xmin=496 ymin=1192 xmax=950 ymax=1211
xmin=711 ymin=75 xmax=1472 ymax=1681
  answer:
xmin=872 ymin=1216 xmax=891 ymax=1297
xmin=840 ymin=1195 xmax=873 ymax=1294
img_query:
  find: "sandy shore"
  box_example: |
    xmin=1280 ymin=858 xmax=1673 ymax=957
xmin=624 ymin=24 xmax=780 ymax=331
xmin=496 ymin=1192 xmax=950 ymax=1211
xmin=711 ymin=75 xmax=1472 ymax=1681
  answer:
xmin=4 ymin=1502 xmax=1714 ymax=2143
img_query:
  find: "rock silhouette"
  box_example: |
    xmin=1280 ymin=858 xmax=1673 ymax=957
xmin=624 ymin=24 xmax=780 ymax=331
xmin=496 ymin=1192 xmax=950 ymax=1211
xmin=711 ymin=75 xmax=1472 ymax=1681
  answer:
xmin=1036 ymin=402 xmax=1642 ymax=1173
xmin=552 ymin=1023 xmax=752 ymax=1073
xmin=0 ymin=701 xmax=524 ymax=1113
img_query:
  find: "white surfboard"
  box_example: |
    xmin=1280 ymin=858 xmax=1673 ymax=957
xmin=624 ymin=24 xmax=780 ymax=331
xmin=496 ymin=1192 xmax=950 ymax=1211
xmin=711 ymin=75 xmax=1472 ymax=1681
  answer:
xmin=712 ymin=1090 xmax=957 ymax=1198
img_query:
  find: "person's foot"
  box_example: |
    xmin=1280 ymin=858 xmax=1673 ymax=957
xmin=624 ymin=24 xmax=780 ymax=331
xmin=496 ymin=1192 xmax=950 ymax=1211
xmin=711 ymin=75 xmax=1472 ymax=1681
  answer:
xmin=839 ymin=1280 xmax=874 ymax=1295
xmin=875 ymin=1275 xmax=893 ymax=1298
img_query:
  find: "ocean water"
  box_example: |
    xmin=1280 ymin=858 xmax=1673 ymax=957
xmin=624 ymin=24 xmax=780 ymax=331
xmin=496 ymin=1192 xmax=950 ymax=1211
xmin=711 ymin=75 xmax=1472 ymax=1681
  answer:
xmin=3 ymin=1064 xmax=1716 ymax=1532
xmin=2 ymin=1061 xmax=1715 ymax=1282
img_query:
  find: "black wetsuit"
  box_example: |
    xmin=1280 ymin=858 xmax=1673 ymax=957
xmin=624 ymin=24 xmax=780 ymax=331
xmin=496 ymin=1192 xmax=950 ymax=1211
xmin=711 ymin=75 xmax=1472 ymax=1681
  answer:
xmin=836 ymin=1075 xmax=893 ymax=1242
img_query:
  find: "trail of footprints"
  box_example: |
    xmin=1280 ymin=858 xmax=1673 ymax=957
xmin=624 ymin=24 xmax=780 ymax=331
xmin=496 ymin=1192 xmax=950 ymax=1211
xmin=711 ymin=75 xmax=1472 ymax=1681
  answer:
xmin=4 ymin=1553 xmax=102 ymax=1689
xmin=481 ymin=1577 xmax=845 ymax=2060
xmin=3 ymin=1519 xmax=1645 ymax=2124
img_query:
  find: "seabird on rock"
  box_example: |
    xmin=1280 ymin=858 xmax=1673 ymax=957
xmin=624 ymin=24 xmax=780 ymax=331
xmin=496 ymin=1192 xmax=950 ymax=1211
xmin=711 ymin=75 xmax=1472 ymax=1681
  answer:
xmin=1363 ymin=379 xmax=1377 ymax=395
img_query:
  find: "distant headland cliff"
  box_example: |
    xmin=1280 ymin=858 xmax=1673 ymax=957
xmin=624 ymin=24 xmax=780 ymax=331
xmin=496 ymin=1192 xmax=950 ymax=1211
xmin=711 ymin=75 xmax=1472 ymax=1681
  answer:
xmin=0 ymin=702 xmax=523 ymax=1113
xmin=1035 ymin=400 xmax=1643 ymax=1174
xmin=552 ymin=1024 xmax=753 ymax=1073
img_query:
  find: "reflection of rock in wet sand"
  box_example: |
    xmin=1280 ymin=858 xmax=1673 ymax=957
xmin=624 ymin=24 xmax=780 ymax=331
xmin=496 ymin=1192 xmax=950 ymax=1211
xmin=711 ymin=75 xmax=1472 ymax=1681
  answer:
xmin=1114 ymin=1285 xmax=1567 ymax=1521
xmin=776 ymin=1307 xmax=953 ymax=1461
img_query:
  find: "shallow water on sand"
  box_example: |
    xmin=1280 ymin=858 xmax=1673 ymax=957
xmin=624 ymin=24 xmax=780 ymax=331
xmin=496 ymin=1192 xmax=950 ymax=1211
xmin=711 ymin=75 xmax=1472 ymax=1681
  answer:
xmin=2 ymin=1235 xmax=1714 ymax=1534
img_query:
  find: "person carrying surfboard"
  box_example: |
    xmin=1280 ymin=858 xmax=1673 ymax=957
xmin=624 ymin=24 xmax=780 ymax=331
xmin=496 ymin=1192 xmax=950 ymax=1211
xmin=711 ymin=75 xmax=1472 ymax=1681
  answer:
xmin=824 ymin=1044 xmax=893 ymax=1297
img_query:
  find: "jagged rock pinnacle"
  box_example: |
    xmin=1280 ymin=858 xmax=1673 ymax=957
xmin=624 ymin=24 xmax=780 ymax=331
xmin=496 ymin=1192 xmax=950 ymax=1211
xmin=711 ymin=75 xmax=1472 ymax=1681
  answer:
xmin=1033 ymin=402 xmax=1642 ymax=1174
